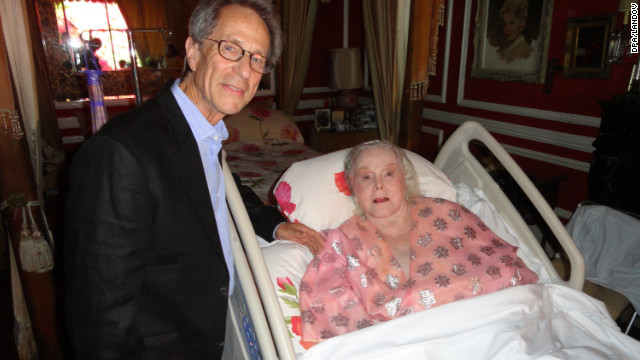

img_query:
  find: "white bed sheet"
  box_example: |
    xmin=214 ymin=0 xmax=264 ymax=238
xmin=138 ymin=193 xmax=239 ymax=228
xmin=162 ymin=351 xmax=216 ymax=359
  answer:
xmin=298 ymin=283 xmax=640 ymax=359
xmin=565 ymin=204 xmax=640 ymax=313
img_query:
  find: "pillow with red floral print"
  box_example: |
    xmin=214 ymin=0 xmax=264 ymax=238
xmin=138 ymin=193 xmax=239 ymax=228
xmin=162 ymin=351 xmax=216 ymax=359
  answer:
xmin=261 ymin=240 xmax=315 ymax=353
xmin=223 ymin=106 xmax=304 ymax=144
xmin=273 ymin=148 xmax=456 ymax=232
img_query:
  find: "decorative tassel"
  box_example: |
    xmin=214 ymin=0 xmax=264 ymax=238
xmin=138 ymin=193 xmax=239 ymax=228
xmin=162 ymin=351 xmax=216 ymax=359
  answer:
xmin=18 ymin=203 xmax=54 ymax=273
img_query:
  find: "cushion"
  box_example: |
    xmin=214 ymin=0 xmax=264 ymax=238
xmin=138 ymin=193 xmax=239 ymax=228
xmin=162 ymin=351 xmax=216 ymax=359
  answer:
xmin=223 ymin=106 xmax=304 ymax=144
xmin=260 ymin=240 xmax=315 ymax=352
xmin=272 ymin=148 xmax=456 ymax=231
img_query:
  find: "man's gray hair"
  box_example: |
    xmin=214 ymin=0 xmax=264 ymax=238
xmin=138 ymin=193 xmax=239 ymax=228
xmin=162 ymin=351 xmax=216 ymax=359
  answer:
xmin=182 ymin=0 xmax=283 ymax=77
xmin=344 ymin=140 xmax=422 ymax=215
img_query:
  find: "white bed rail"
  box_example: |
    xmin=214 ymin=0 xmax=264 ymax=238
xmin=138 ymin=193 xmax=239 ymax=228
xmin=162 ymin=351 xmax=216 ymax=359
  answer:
xmin=434 ymin=121 xmax=584 ymax=290
xmin=223 ymin=156 xmax=297 ymax=360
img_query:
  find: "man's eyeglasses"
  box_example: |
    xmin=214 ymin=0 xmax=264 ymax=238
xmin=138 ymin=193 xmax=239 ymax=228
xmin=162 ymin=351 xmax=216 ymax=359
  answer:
xmin=204 ymin=38 xmax=273 ymax=74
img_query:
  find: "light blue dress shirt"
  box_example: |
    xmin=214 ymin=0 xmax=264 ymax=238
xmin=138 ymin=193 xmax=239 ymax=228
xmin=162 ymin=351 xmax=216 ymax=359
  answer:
xmin=171 ymin=80 xmax=234 ymax=294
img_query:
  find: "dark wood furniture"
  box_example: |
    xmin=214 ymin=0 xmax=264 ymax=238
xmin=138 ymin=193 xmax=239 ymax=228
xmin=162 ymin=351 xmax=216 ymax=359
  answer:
xmin=589 ymin=96 xmax=640 ymax=214
xmin=309 ymin=128 xmax=379 ymax=153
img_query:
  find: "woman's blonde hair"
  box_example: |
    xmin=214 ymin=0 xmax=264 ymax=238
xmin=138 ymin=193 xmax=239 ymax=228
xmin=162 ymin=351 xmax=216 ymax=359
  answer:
xmin=500 ymin=0 xmax=528 ymax=20
xmin=344 ymin=140 xmax=421 ymax=215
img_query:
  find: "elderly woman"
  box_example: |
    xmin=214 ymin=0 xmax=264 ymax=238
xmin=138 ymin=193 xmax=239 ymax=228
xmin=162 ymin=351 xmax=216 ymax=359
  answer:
xmin=299 ymin=140 xmax=538 ymax=343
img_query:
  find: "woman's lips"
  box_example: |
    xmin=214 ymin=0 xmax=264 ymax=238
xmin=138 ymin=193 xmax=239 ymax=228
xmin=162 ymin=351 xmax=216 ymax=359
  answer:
xmin=373 ymin=197 xmax=389 ymax=204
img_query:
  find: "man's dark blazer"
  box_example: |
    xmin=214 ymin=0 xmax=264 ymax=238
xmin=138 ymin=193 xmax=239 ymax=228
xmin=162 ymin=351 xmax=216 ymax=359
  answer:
xmin=64 ymin=84 xmax=286 ymax=359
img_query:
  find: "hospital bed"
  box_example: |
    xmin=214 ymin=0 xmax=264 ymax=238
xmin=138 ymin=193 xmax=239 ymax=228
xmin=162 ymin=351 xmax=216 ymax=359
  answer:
xmin=222 ymin=121 xmax=640 ymax=359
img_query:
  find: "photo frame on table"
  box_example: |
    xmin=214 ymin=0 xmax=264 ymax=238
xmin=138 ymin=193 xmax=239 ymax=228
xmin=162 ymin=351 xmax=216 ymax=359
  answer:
xmin=563 ymin=15 xmax=614 ymax=79
xmin=470 ymin=0 xmax=554 ymax=83
xmin=314 ymin=109 xmax=331 ymax=131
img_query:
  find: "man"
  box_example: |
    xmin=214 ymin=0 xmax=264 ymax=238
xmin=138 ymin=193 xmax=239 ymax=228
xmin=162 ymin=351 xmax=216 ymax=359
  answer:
xmin=64 ymin=1 xmax=322 ymax=358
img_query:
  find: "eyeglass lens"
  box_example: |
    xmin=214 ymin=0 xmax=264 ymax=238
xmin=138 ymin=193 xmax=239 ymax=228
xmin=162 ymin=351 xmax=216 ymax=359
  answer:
xmin=211 ymin=39 xmax=271 ymax=74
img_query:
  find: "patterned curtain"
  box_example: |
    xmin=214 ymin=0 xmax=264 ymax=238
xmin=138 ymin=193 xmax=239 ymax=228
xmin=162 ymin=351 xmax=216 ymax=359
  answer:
xmin=0 ymin=0 xmax=63 ymax=194
xmin=362 ymin=0 xmax=410 ymax=143
xmin=407 ymin=0 xmax=445 ymax=101
xmin=399 ymin=0 xmax=445 ymax=150
xmin=1 ymin=3 xmax=66 ymax=358
xmin=116 ymin=0 xmax=168 ymax=67
xmin=363 ymin=0 xmax=444 ymax=145
xmin=278 ymin=0 xmax=318 ymax=115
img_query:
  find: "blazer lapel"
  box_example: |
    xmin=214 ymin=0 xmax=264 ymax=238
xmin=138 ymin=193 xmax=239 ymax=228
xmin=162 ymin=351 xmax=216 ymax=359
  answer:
xmin=157 ymin=88 xmax=226 ymax=261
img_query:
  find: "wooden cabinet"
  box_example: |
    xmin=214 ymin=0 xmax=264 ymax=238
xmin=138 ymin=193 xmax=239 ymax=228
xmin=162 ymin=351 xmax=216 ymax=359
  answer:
xmin=308 ymin=128 xmax=380 ymax=153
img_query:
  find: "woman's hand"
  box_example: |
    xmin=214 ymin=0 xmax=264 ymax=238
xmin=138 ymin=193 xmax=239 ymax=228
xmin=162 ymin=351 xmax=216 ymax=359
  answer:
xmin=275 ymin=222 xmax=324 ymax=254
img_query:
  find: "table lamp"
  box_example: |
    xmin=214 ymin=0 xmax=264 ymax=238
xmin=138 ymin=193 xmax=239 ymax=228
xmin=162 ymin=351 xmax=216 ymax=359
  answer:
xmin=330 ymin=48 xmax=363 ymax=108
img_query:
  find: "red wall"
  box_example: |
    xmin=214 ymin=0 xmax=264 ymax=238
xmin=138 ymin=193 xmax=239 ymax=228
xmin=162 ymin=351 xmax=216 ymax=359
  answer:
xmin=305 ymin=0 xmax=364 ymax=87
xmin=295 ymin=0 xmax=366 ymax=141
xmin=422 ymin=0 xmax=637 ymax=217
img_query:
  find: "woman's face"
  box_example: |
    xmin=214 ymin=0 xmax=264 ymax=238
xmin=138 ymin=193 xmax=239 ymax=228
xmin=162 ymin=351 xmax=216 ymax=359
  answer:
xmin=501 ymin=11 xmax=525 ymax=42
xmin=350 ymin=147 xmax=407 ymax=220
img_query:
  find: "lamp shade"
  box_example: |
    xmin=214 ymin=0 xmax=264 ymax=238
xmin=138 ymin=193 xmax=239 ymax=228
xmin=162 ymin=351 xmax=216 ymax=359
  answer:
xmin=330 ymin=48 xmax=364 ymax=90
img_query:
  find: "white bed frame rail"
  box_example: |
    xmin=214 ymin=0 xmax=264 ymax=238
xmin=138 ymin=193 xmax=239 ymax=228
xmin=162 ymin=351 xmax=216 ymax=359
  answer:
xmin=434 ymin=121 xmax=584 ymax=290
xmin=223 ymin=158 xmax=297 ymax=360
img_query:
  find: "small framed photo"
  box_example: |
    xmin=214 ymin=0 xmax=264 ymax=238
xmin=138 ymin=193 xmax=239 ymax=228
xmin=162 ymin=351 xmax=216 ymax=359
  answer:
xmin=563 ymin=14 xmax=614 ymax=79
xmin=315 ymin=108 xmax=331 ymax=130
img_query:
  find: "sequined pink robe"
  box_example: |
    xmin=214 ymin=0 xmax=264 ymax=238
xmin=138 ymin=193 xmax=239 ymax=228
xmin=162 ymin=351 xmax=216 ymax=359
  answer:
xmin=299 ymin=197 xmax=539 ymax=343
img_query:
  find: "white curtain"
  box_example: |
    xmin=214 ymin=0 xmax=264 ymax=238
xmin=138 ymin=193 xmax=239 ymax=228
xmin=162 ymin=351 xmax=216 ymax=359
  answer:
xmin=0 ymin=0 xmax=43 ymax=194
xmin=362 ymin=0 xmax=410 ymax=143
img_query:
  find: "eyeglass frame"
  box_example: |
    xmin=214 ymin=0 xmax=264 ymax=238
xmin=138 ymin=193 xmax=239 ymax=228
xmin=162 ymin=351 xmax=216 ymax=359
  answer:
xmin=203 ymin=38 xmax=273 ymax=74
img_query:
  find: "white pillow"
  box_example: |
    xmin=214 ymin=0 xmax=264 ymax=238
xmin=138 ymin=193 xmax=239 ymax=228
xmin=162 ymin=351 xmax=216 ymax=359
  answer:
xmin=273 ymin=148 xmax=456 ymax=231
xmin=260 ymin=240 xmax=315 ymax=352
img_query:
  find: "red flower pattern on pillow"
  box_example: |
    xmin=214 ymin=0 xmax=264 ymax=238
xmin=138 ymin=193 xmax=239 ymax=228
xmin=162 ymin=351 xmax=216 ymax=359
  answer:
xmin=282 ymin=149 xmax=305 ymax=155
xmin=280 ymin=124 xmax=300 ymax=142
xmin=241 ymin=143 xmax=262 ymax=153
xmin=291 ymin=316 xmax=302 ymax=336
xmin=274 ymin=181 xmax=296 ymax=215
xmin=255 ymin=160 xmax=277 ymax=169
xmin=276 ymin=277 xmax=315 ymax=350
xmin=225 ymin=154 xmax=241 ymax=162
xmin=334 ymin=171 xmax=351 ymax=196
xmin=276 ymin=276 xmax=294 ymax=291
xmin=224 ymin=126 xmax=240 ymax=144
xmin=237 ymin=171 xmax=262 ymax=178
xmin=249 ymin=107 xmax=272 ymax=118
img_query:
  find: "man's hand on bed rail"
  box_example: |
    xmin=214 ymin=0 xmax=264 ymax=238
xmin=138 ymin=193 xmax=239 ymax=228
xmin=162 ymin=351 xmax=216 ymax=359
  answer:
xmin=275 ymin=223 xmax=324 ymax=254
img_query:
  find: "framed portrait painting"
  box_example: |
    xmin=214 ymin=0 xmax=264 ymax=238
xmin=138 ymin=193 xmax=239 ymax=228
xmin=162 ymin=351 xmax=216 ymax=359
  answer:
xmin=471 ymin=0 xmax=554 ymax=83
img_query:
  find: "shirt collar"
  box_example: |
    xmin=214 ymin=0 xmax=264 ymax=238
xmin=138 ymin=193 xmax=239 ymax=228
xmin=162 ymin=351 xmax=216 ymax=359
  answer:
xmin=171 ymin=79 xmax=229 ymax=143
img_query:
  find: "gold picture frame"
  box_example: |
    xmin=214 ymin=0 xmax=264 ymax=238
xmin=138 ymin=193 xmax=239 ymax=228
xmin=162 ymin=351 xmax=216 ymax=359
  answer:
xmin=563 ymin=14 xmax=615 ymax=79
xmin=471 ymin=0 xmax=554 ymax=83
